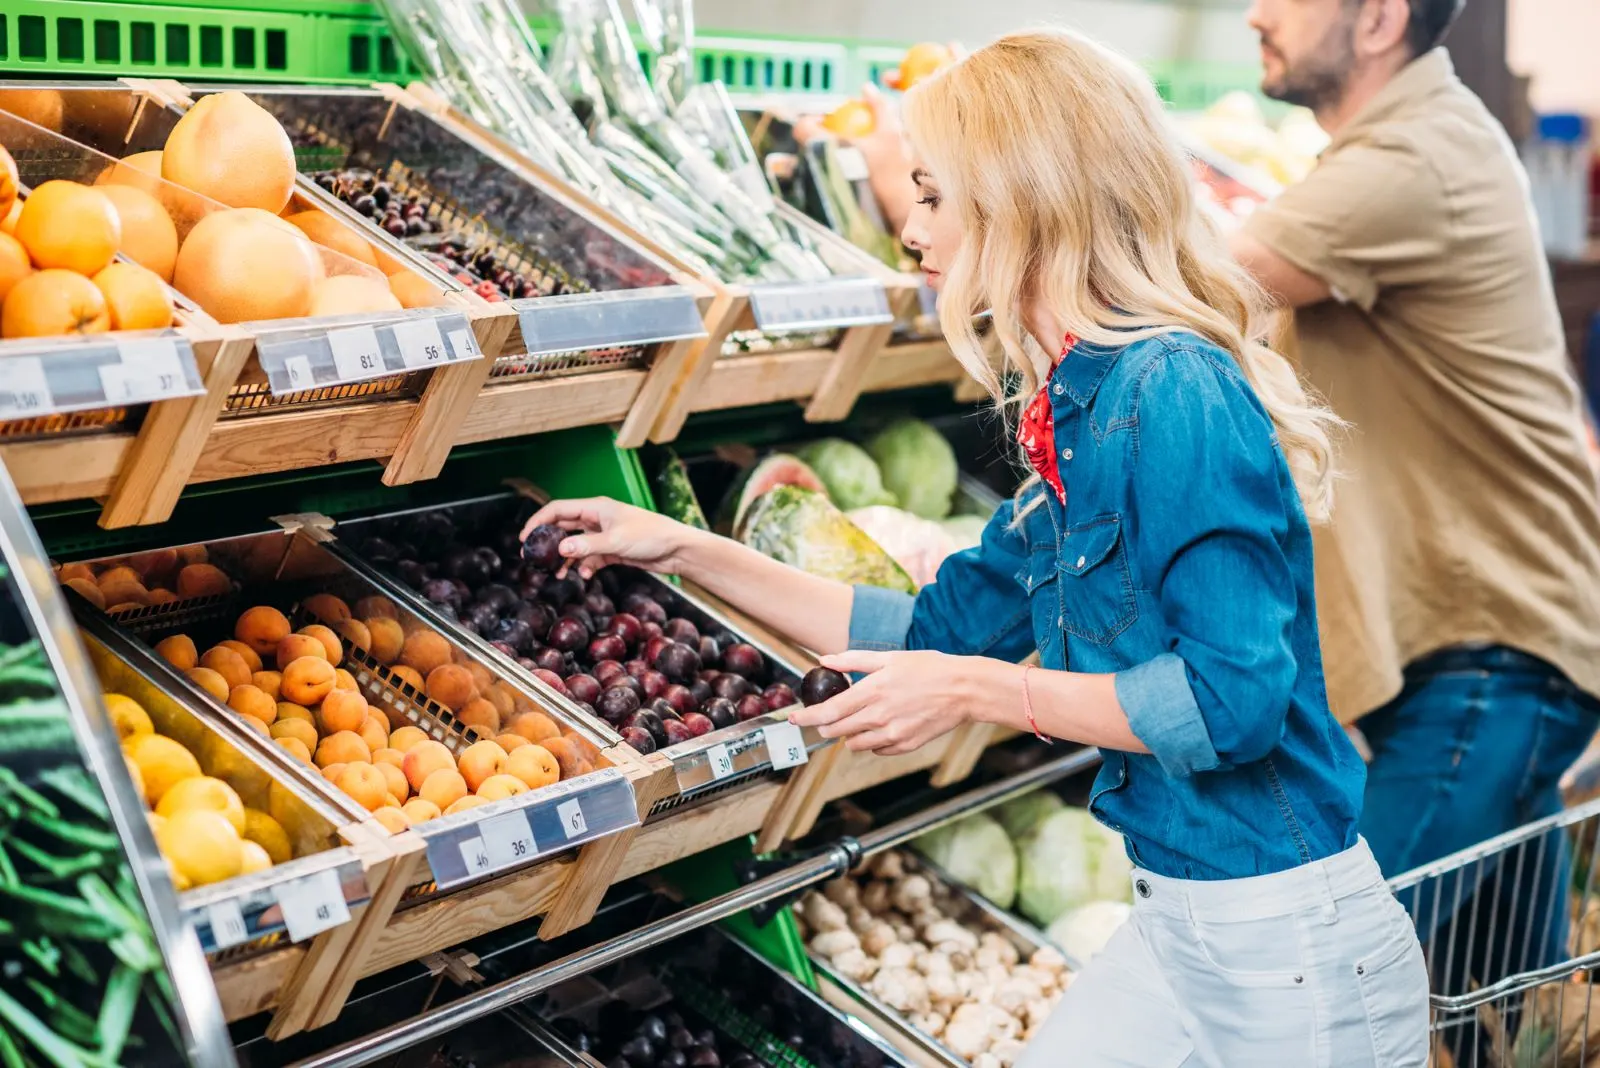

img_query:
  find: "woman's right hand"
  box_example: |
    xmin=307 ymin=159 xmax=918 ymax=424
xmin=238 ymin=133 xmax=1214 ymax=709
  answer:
xmin=519 ymin=497 xmax=702 ymax=580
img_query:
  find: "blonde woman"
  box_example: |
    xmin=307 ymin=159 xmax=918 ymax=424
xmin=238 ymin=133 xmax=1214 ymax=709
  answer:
xmin=525 ymin=29 xmax=1428 ymax=1064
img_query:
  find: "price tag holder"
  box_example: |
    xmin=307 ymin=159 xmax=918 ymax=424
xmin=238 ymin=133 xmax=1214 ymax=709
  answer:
xmin=276 ymin=868 xmax=351 ymax=943
xmin=748 ymin=278 xmax=893 ymax=333
xmin=99 ymin=338 xmax=195 ymax=405
xmin=0 ymin=357 xmax=53 ymax=419
xmin=326 ymin=325 xmax=387 ymax=382
xmin=480 ymin=811 xmax=537 ymax=870
xmin=706 ymin=743 xmax=734 ymax=782
xmin=764 ymin=720 xmax=809 ymax=771
xmin=556 ymin=799 xmax=587 ymax=840
xmin=457 ymin=837 xmax=491 ymax=877
xmin=205 ymin=898 xmax=249 ymax=951
xmin=283 ymin=355 xmax=314 ymax=392
xmin=392 ymin=315 xmax=449 ymax=370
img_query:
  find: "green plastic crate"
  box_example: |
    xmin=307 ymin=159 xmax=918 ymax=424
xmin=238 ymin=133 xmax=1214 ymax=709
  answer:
xmin=0 ymin=0 xmax=417 ymax=83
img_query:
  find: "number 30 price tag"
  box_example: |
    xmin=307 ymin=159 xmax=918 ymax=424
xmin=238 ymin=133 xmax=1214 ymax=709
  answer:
xmin=480 ymin=811 xmax=537 ymax=870
xmin=326 ymin=325 xmax=387 ymax=383
xmin=391 ymin=315 xmax=449 ymax=371
xmin=706 ymin=743 xmax=734 ymax=781
xmin=276 ymin=868 xmax=350 ymax=943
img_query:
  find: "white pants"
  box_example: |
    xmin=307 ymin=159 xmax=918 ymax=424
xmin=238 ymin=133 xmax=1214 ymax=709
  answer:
xmin=1019 ymin=839 xmax=1430 ymax=1067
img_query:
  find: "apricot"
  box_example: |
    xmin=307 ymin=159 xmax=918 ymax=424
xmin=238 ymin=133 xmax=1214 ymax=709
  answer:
xmin=456 ymin=740 xmax=507 ymax=793
xmin=217 ymin=639 xmax=263 ymax=673
xmin=316 ymin=688 xmax=368 ymax=734
xmin=373 ymin=761 xmax=409 ymax=804
xmin=252 ymin=670 xmax=282 ymax=701
xmin=176 ymin=564 xmax=231 ymax=599
xmin=301 ymin=593 xmax=351 ymax=624
xmin=235 ymin=605 xmax=290 ymax=657
xmin=299 ymin=625 xmax=342 ymax=665
xmin=274 ymin=736 xmax=312 ymax=763
xmin=539 ymin=737 xmax=587 ymax=780
xmin=186 ymin=667 xmax=231 ymax=703
xmin=402 ymin=740 xmax=454 ymax=792
xmin=314 ymin=730 xmax=370 ymax=768
xmin=465 ymin=663 xmax=494 ymax=695
xmin=444 ymin=795 xmax=489 ymax=817
xmin=199 ymin=647 xmax=251 ymax=691
xmin=98 ymin=566 xmax=141 ymax=588
xmin=399 ymin=631 xmax=452 ymax=677
xmin=98 ymin=579 xmax=150 ymax=607
xmin=390 ymin=664 xmax=424 ymax=692
xmin=401 ymin=798 xmax=441 ymax=824
xmin=372 ymin=747 xmax=405 ymax=770
xmin=275 ymin=702 xmax=313 ymax=724
xmin=269 ymin=718 xmax=317 ymax=751
xmin=508 ymin=712 xmax=561 ymax=745
xmin=321 ymin=763 xmax=346 ymax=782
xmin=336 ymin=618 xmax=371 ymax=653
xmin=281 ymin=656 xmax=336 ymax=706
xmin=425 ymin=664 xmax=478 ymax=712
xmin=373 ymin=807 xmax=411 ymax=834
xmin=176 ymin=545 xmax=208 ymax=566
xmin=477 ymin=774 xmax=529 ymax=802
xmin=147 ymin=590 xmax=178 ymax=606
xmin=127 ymin=550 xmax=179 ymax=586
xmin=562 ymin=730 xmax=602 ymax=762
xmin=238 ymin=715 xmax=271 ymax=739
xmin=419 ymin=768 xmax=468 ymax=811
xmin=358 ymin=714 xmax=390 ymax=755
xmin=458 ymin=698 xmax=501 ymax=736
xmin=63 ymin=579 xmax=106 ymax=610
xmin=227 ymin=684 xmax=277 ymax=724
xmin=506 ymin=744 xmax=560 ymax=790
xmin=334 ymin=668 xmax=358 ymax=693
xmin=155 ymin=634 xmax=198 ymax=671
xmin=388 ymin=726 xmax=429 ymax=753
xmin=495 ymin=734 xmax=531 ymax=753
xmin=276 ymin=633 xmax=328 ymax=669
xmin=335 ymin=763 xmax=391 ymax=812
xmin=354 ymin=596 xmax=396 ymax=620
xmin=483 ymin=683 xmax=517 ymax=721
xmin=364 ymin=617 xmax=404 ymax=664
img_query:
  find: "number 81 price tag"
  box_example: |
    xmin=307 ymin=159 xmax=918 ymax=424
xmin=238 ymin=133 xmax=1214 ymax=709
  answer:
xmin=326 ymin=325 xmax=387 ymax=383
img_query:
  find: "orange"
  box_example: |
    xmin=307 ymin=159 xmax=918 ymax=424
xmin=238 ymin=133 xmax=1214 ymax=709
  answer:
xmin=284 ymin=210 xmax=378 ymax=268
xmin=309 ymin=274 xmax=400 ymax=317
xmin=822 ymin=100 xmax=875 ymax=138
xmin=334 ymin=763 xmax=390 ymax=812
xmin=388 ymin=270 xmax=446 ymax=309
xmin=0 ymin=232 xmax=30 ymax=303
xmin=234 ymin=605 xmax=290 ymax=656
xmin=162 ymin=91 xmax=296 ymax=213
xmin=0 ymin=144 xmax=17 ymax=222
xmin=98 ymin=184 xmax=179 ymax=281
xmin=1 ymin=269 xmax=109 ymax=338
xmin=14 ymin=181 xmax=121 ymax=275
xmin=418 ymin=768 xmax=467 ymax=810
xmin=174 ymin=207 xmax=319 ymax=323
xmin=92 ymin=262 xmax=174 ymax=331
xmin=456 ymin=740 xmax=507 ymax=793
xmin=402 ymin=740 xmax=454 ymax=792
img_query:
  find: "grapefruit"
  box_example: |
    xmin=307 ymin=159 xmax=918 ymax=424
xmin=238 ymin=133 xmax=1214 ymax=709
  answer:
xmin=0 ymin=232 xmax=30 ymax=303
xmin=162 ymin=91 xmax=297 ymax=214
xmin=98 ymin=184 xmax=179 ymax=281
xmin=388 ymin=270 xmax=446 ymax=309
xmin=0 ymin=144 xmax=17 ymax=222
xmin=92 ymin=263 xmax=174 ymax=331
xmin=0 ymin=89 xmax=64 ymax=131
xmin=309 ymin=274 xmax=401 ymax=318
xmin=283 ymin=210 xmax=378 ymax=268
xmin=174 ymin=208 xmax=320 ymax=323
xmin=2 ymin=270 xmax=110 ymax=338
xmin=15 ymin=181 xmax=121 ymax=275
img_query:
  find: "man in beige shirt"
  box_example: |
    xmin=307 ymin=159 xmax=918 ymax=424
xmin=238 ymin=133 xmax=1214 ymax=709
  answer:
xmin=1234 ymin=0 xmax=1600 ymax=1015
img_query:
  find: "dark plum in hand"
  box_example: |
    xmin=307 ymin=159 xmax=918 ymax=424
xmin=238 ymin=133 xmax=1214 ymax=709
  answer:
xmin=639 ymin=669 xmax=669 ymax=700
xmin=565 ymin=673 xmax=602 ymax=705
xmin=521 ymin=524 xmax=566 ymax=571
xmin=713 ymin=674 xmax=752 ymax=701
xmin=722 ymin=643 xmax=765 ymax=681
xmin=654 ymin=642 xmax=700 ymax=683
xmin=532 ymin=668 xmax=569 ymax=696
xmin=593 ymin=659 xmax=626 ymax=684
xmin=588 ymin=634 xmax=627 ymax=664
xmin=736 ymin=695 xmax=767 ymax=722
xmin=597 ymin=686 xmax=640 ymax=723
xmin=681 ymin=712 xmax=714 ymax=737
xmin=606 ymin=612 xmax=642 ymax=649
xmin=800 ymin=667 xmax=850 ymax=705
xmin=533 ymin=646 xmax=567 ymax=672
xmin=662 ymin=684 xmax=696 ymax=717
xmin=663 ymin=617 xmax=700 ymax=645
xmin=703 ymin=697 xmax=738 ymax=729
xmin=663 ymin=718 xmax=695 ymax=746
xmin=763 ymin=683 xmax=798 ymax=711
xmin=620 ymin=725 xmax=656 ymax=753
xmin=547 ymin=617 xmax=589 ymax=652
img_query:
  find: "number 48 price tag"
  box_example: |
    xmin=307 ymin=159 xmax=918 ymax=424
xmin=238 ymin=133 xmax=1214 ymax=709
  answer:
xmin=276 ymin=868 xmax=350 ymax=943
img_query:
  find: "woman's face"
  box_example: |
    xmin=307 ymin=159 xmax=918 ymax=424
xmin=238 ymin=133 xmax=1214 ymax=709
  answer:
xmin=901 ymin=161 xmax=963 ymax=293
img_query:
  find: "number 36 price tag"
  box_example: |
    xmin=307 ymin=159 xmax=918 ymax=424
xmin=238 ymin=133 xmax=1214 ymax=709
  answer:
xmin=276 ymin=868 xmax=350 ymax=943
xmin=480 ymin=811 xmax=537 ymax=870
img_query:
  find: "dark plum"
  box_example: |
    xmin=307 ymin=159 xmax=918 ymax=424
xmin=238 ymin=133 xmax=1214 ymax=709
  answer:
xmin=662 ymin=684 xmax=696 ymax=717
xmin=606 ymin=674 xmax=645 ymax=701
xmin=642 ymin=636 xmax=670 ymax=665
xmin=623 ymin=658 xmax=650 ymax=680
xmin=638 ymin=1016 xmax=669 ymax=1046
xmin=360 ymin=537 xmax=398 ymax=564
xmin=407 ymin=513 xmax=455 ymax=554
xmin=619 ymin=1036 xmax=655 ymax=1068
xmin=593 ymin=659 xmax=626 ymax=684
xmin=606 ymin=612 xmax=642 ymax=649
xmin=547 ymin=617 xmax=589 ymax=652
xmin=597 ymin=569 xmax=622 ymax=596
xmin=533 ymin=647 xmax=567 ymax=672
xmin=698 ymin=635 xmax=721 ymax=667
xmin=516 ymin=656 xmax=538 ymax=670
xmin=688 ymin=679 xmax=713 ymax=707
xmin=661 ymin=1052 xmax=688 ymax=1068
xmin=736 ymin=694 xmax=767 ymax=722
xmin=560 ymin=604 xmax=595 ymax=632
xmin=632 ymin=599 xmax=667 ymax=626
xmin=515 ymin=601 xmax=555 ymax=635
xmin=639 ymin=669 xmax=669 ymax=700
xmin=713 ymin=674 xmax=752 ymax=701
xmin=395 ymin=559 xmax=427 ymax=588
xmin=620 ymin=725 xmax=656 ymax=753
xmin=588 ymin=634 xmax=627 ymax=664
xmin=703 ymin=697 xmax=738 ymax=729
xmin=695 ymin=1031 xmax=716 ymax=1050
xmin=490 ymin=617 xmax=535 ymax=653
xmin=698 ymin=669 xmax=722 ymax=684
xmin=449 ymin=578 xmax=473 ymax=602
xmin=800 ymin=666 xmax=850 ymax=705
xmin=681 ymin=712 xmax=714 ymax=738
xmin=565 ymin=673 xmax=602 ymax=705
xmin=722 ymin=643 xmax=766 ymax=681
xmin=688 ymin=1049 xmax=720 ymax=1068
xmin=500 ymin=560 xmax=525 ymax=585
xmin=489 ymin=640 xmax=517 ymax=657
xmin=649 ymin=696 xmax=679 ymax=720
xmin=441 ymin=546 xmax=489 ymax=586
xmin=597 ymin=686 xmax=641 ymax=722
xmin=668 ymin=1029 xmax=695 ymax=1052
xmin=585 ymin=592 xmax=616 ymax=618
xmin=474 ymin=546 xmax=503 ymax=577
xmin=475 ymin=583 xmax=519 ymax=613
xmin=624 ymin=710 xmax=667 ymax=748
xmin=496 ymin=529 xmax=525 ymax=564
xmin=663 ymin=617 xmax=700 ymax=645
xmin=763 ymin=683 xmax=798 ymax=711
xmin=663 ymin=719 xmax=696 ymax=746
xmin=519 ymin=570 xmax=548 ymax=598
xmin=521 ymin=524 xmax=566 ymax=571
xmin=464 ymin=602 xmax=499 ymax=633
xmin=421 ymin=578 xmax=461 ymax=609
xmin=530 ymin=667 xmax=568 ymax=694
xmin=542 ymin=575 xmax=583 ymax=607
xmin=641 ymin=620 xmax=665 ymax=642
xmin=654 ymin=642 xmax=700 ymax=683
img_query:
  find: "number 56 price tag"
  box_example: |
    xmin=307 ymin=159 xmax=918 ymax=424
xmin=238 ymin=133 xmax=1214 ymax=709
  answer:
xmin=391 ymin=315 xmax=449 ymax=371
xmin=276 ymin=868 xmax=350 ymax=943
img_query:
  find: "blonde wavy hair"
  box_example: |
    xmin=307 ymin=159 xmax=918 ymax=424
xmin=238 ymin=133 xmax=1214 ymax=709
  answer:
xmin=901 ymin=29 xmax=1340 ymax=520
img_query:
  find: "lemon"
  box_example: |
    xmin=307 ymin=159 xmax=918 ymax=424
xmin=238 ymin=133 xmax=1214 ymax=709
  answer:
xmin=155 ymin=810 xmax=242 ymax=887
xmin=103 ymin=693 xmax=153 ymax=740
xmin=238 ymin=840 xmax=272 ymax=874
xmin=241 ymin=809 xmax=293 ymax=865
xmin=156 ymin=776 xmax=246 ymax=833
xmin=146 ymin=812 xmax=167 ymax=836
xmin=123 ymin=734 xmax=201 ymax=805
xmin=169 ymin=865 xmax=193 ymax=892
xmin=125 ymin=755 xmax=145 ymax=801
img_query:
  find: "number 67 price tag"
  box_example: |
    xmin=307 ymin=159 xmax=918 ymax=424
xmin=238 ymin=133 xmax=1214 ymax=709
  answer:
xmin=276 ymin=868 xmax=350 ymax=943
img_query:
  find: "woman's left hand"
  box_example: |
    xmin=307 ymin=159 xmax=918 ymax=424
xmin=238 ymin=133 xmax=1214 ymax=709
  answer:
xmin=789 ymin=649 xmax=1003 ymax=755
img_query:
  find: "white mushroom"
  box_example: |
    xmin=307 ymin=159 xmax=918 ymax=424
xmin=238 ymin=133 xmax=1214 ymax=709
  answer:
xmin=1024 ymin=998 xmax=1055 ymax=1031
xmin=847 ymin=906 xmax=875 ymax=933
xmin=860 ymin=921 xmax=899 ymax=957
xmin=879 ymin=942 xmax=918 ymax=970
xmin=891 ymin=874 xmax=934 ymax=914
xmin=1018 ymin=965 xmax=1061 ymax=994
xmin=832 ymin=947 xmax=878 ymax=982
xmin=809 ymin=929 xmax=862 ymax=959
xmin=922 ymin=920 xmax=979 ymax=950
xmin=909 ymin=1012 xmax=947 ymax=1039
xmin=943 ymin=1009 xmax=994 ymax=1061
xmin=994 ymin=975 xmax=1041 ymax=1015
xmin=861 ymin=881 xmax=893 ymax=914
xmin=917 ymin=950 xmax=955 ymax=976
xmin=891 ymin=918 xmax=918 ymax=942
xmin=980 ymin=932 xmax=1022 ymax=967
xmin=869 ymin=852 xmax=906 ymax=881
xmin=870 ymin=967 xmax=931 ymax=1014
xmin=972 ymin=1054 xmax=1003 ymax=1068
xmin=823 ymin=878 xmax=861 ymax=908
xmin=802 ymin=894 xmax=849 ymax=933
xmin=991 ymin=1038 xmax=1027 ymax=1067
xmin=925 ymin=969 xmax=962 ymax=1011
xmin=1030 ymin=945 xmax=1068 ymax=975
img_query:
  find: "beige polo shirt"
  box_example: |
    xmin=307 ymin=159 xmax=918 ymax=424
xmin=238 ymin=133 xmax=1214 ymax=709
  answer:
xmin=1244 ymin=48 xmax=1600 ymax=721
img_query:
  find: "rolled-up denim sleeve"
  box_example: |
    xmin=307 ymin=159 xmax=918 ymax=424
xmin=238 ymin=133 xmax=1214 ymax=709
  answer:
xmin=1116 ymin=348 xmax=1302 ymax=776
xmin=846 ymin=500 xmax=1036 ymax=662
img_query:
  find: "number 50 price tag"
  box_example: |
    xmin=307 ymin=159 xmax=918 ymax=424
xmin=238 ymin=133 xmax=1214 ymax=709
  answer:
xmin=764 ymin=720 xmax=809 ymax=770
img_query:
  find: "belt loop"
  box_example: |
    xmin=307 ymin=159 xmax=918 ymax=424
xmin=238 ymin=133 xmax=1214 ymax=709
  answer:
xmin=1316 ymin=858 xmax=1339 ymax=925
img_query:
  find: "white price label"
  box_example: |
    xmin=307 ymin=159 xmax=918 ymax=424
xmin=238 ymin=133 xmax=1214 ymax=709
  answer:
xmin=101 ymin=337 xmax=188 ymax=404
xmin=448 ymin=328 xmax=478 ymax=360
xmin=480 ymin=811 xmax=537 ymax=870
xmin=457 ymin=836 xmax=492 ymax=877
xmin=391 ymin=315 xmax=448 ymax=370
xmin=764 ymin=720 xmax=808 ymax=770
xmin=326 ymin=325 xmax=386 ymax=382
xmin=556 ymin=799 xmax=587 ymax=840
xmin=205 ymin=898 xmax=249 ymax=950
xmin=284 ymin=354 xmax=315 ymax=392
xmin=706 ymin=743 xmax=734 ymax=781
xmin=276 ymin=868 xmax=350 ymax=943
xmin=0 ymin=357 xmax=53 ymax=418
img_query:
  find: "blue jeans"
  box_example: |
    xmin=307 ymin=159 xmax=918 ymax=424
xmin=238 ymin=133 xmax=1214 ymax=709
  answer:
xmin=1361 ymin=647 xmax=1600 ymax=1036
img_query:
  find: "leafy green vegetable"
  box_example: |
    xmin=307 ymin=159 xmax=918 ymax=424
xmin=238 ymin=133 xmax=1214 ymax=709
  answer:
xmin=914 ymin=813 xmax=1019 ymax=909
xmin=865 ymin=420 xmax=960 ymax=520
xmin=1015 ymin=807 xmax=1134 ymax=927
xmin=993 ymin=790 xmax=1066 ymax=841
xmin=794 ymin=439 xmax=897 ymax=511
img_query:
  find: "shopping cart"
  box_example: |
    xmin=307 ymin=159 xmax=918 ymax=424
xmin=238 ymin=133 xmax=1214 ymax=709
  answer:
xmin=1388 ymin=795 xmax=1600 ymax=1067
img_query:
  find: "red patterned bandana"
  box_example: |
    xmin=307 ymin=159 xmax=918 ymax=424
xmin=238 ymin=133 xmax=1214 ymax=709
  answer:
xmin=1016 ymin=336 xmax=1077 ymax=504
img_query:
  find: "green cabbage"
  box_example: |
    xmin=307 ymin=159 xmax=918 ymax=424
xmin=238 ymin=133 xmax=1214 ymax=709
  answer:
xmin=994 ymin=790 xmax=1066 ymax=841
xmin=865 ymin=419 xmax=959 ymax=520
xmin=915 ymin=813 xmax=1019 ymax=908
xmin=1015 ymin=807 xmax=1133 ymax=927
xmin=796 ymin=438 xmax=898 ymax=510
xmin=1047 ymin=900 xmax=1132 ymax=964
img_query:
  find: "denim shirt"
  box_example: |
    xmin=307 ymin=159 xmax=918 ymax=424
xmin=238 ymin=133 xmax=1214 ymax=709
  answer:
xmin=850 ymin=332 xmax=1366 ymax=880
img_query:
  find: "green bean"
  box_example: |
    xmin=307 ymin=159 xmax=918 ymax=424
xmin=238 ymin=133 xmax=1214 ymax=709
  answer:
xmin=24 ymin=815 xmax=118 ymax=855
xmin=0 ymin=1024 xmax=25 ymax=1068
xmin=20 ymin=939 xmax=60 ymax=979
xmin=0 ymin=887 xmax=119 ymax=942
xmin=0 ymin=769 xmax=58 ymax=821
xmin=36 ymin=770 xmax=107 ymax=823
xmin=0 ymin=986 xmax=111 ymax=1068
xmin=7 ymin=840 xmax=100 ymax=883
xmin=94 ymin=964 xmax=139 ymax=1063
xmin=0 ymin=843 xmax=18 ymax=887
xmin=22 ymin=982 xmax=97 ymax=1049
